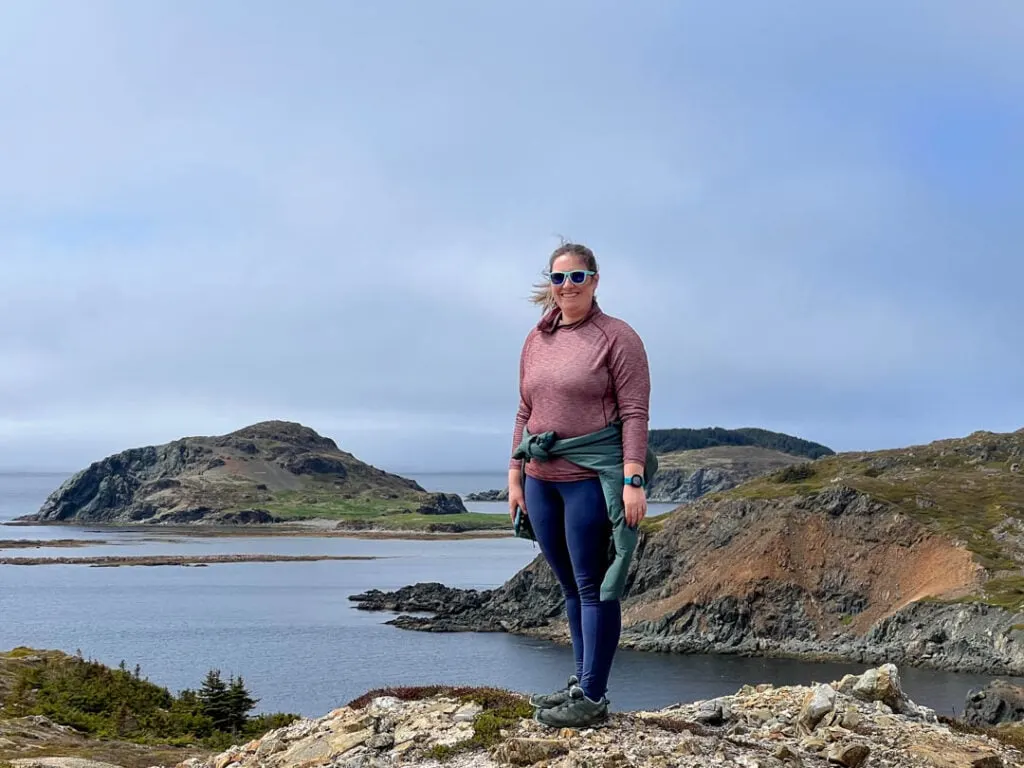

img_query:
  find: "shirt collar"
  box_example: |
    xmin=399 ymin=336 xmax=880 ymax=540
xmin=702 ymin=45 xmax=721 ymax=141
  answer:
xmin=537 ymin=300 xmax=602 ymax=334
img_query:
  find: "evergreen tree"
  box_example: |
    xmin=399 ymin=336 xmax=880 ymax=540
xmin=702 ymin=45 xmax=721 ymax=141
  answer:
xmin=197 ymin=669 xmax=232 ymax=732
xmin=226 ymin=675 xmax=259 ymax=733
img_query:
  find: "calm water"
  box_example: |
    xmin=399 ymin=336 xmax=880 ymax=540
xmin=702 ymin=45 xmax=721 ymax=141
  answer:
xmin=0 ymin=471 xmax=1013 ymax=719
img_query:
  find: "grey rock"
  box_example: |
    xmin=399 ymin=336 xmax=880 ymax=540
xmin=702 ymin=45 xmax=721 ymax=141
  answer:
xmin=797 ymin=685 xmax=836 ymax=734
xmin=964 ymin=679 xmax=1024 ymax=726
xmin=465 ymin=488 xmax=509 ymax=502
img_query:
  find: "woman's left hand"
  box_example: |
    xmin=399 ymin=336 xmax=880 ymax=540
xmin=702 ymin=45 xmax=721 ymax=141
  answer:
xmin=623 ymin=484 xmax=647 ymax=528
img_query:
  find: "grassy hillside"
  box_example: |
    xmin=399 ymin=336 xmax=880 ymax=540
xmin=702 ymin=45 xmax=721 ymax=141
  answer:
xmin=648 ymin=426 xmax=833 ymax=459
xmin=718 ymin=428 xmax=1024 ymax=608
xmin=258 ymin=491 xmax=508 ymax=531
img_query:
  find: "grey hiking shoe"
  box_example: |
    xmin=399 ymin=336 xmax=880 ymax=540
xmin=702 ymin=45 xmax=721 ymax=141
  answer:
xmin=528 ymin=674 xmax=579 ymax=710
xmin=534 ymin=685 xmax=609 ymax=729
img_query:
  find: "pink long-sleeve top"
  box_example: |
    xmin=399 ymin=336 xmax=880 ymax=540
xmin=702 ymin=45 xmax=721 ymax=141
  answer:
xmin=510 ymin=302 xmax=651 ymax=482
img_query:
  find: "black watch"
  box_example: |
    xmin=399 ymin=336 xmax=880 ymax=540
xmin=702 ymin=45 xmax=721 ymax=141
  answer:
xmin=624 ymin=473 xmax=645 ymax=488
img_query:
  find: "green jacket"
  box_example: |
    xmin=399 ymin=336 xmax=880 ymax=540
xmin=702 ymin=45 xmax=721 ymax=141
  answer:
xmin=511 ymin=422 xmax=659 ymax=601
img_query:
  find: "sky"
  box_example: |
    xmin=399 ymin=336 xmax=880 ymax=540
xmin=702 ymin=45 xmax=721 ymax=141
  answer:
xmin=0 ymin=1 xmax=1021 ymax=473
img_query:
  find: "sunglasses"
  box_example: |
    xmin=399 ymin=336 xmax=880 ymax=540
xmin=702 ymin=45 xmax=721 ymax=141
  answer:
xmin=547 ymin=269 xmax=596 ymax=286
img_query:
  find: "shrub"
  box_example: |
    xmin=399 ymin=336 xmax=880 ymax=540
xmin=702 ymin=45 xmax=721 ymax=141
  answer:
xmin=773 ymin=464 xmax=816 ymax=483
xmin=1 ymin=653 xmax=297 ymax=748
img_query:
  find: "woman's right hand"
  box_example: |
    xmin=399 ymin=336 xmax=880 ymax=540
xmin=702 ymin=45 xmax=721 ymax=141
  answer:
xmin=508 ymin=470 xmax=526 ymax=522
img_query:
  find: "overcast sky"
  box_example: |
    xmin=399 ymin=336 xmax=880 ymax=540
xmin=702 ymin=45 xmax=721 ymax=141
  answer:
xmin=1 ymin=1 xmax=1021 ymax=473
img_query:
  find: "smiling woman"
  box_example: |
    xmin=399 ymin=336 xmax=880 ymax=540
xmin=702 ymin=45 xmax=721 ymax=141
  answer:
xmin=506 ymin=240 xmax=654 ymax=729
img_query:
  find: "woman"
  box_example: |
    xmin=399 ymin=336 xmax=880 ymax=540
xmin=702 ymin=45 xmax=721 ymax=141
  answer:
xmin=508 ymin=241 xmax=653 ymax=729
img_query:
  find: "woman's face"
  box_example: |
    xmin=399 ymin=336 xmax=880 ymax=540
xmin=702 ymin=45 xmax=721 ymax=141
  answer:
xmin=550 ymin=253 xmax=598 ymax=317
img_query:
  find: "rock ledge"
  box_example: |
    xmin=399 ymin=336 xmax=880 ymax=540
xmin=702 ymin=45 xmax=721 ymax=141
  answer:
xmin=177 ymin=665 xmax=1022 ymax=768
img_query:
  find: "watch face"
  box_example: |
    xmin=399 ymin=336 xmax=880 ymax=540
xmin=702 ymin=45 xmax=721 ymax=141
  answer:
xmin=630 ymin=474 xmax=643 ymax=487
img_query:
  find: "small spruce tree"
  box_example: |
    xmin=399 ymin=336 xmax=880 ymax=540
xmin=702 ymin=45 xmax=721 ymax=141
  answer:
xmin=226 ymin=675 xmax=259 ymax=733
xmin=197 ymin=669 xmax=232 ymax=732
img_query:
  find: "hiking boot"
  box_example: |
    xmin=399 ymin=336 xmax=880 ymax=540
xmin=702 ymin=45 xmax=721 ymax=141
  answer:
xmin=534 ymin=685 xmax=609 ymax=729
xmin=528 ymin=674 xmax=579 ymax=710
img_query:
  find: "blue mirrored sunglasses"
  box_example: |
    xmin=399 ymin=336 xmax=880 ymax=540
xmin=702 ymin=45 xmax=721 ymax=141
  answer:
xmin=547 ymin=269 xmax=596 ymax=286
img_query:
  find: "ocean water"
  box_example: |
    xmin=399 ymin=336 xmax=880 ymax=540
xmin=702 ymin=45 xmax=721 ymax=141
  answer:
xmin=0 ymin=471 xmax=1015 ymax=720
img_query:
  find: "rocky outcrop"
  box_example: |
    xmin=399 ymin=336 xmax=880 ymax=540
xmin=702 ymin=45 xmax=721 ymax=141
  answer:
xmin=647 ymin=445 xmax=807 ymax=502
xmin=18 ymin=421 xmax=468 ymax=526
xmin=645 ymin=465 xmax=739 ymax=502
xmin=966 ymin=681 xmax=1024 ymax=727
xmin=353 ymin=427 xmax=1024 ymax=676
xmin=469 ymin=446 xmax=807 ymax=504
xmin=465 ymin=488 xmax=509 ymax=502
xmin=177 ymin=665 xmax=1023 ymax=768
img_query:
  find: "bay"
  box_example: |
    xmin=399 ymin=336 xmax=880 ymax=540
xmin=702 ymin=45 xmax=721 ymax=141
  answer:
xmin=0 ymin=471 xmax=1014 ymax=721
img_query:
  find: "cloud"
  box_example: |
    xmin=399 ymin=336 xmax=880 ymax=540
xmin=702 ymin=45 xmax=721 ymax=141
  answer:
xmin=1 ymin=1 xmax=1022 ymax=471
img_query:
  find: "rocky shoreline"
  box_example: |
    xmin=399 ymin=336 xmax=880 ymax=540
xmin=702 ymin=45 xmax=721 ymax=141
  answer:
xmin=1 ymin=520 xmax=511 ymax=540
xmin=0 ymin=538 xmax=103 ymax=549
xmin=350 ymin=577 xmax=1024 ymax=679
xmin=178 ymin=664 xmax=1024 ymax=768
xmin=0 ymin=554 xmax=379 ymax=567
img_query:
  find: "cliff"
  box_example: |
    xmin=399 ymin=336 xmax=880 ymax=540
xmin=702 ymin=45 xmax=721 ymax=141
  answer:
xmin=645 ymin=444 xmax=807 ymax=502
xmin=16 ymin=421 xmax=468 ymax=527
xmin=178 ymin=664 xmax=1023 ymax=768
xmin=468 ymin=444 xmax=812 ymax=504
xmin=354 ymin=428 xmax=1024 ymax=676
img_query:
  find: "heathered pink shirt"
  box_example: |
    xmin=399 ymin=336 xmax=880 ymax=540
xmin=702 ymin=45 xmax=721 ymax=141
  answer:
xmin=510 ymin=302 xmax=651 ymax=482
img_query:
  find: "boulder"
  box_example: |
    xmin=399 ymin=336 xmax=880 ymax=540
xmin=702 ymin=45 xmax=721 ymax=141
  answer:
xmin=964 ymin=680 xmax=1024 ymax=726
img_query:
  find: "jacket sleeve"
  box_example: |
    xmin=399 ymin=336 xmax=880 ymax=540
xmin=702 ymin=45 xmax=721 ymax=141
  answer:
xmin=607 ymin=322 xmax=651 ymax=467
xmin=509 ymin=332 xmax=533 ymax=469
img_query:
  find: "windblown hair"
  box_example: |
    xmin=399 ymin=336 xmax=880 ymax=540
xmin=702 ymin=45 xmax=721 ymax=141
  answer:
xmin=530 ymin=240 xmax=599 ymax=311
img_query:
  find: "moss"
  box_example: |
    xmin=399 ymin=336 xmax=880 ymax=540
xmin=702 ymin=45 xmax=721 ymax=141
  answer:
xmin=839 ymin=615 xmax=854 ymax=626
xmin=639 ymin=513 xmax=673 ymax=534
xmin=1 ymin=647 xmax=41 ymax=659
xmin=428 ymin=698 xmax=533 ymax=762
xmin=347 ymin=685 xmax=531 ymax=762
xmin=981 ymin=576 xmax=1024 ymax=611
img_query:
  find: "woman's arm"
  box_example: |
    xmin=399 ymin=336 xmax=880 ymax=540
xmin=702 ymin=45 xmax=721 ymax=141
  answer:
xmin=608 ymin=322 xmax=651 ymax=526
xmin=607 ymin=323 xmax=651 ymax=469
xmin=508 ymin=333 xmax=533 ymax=471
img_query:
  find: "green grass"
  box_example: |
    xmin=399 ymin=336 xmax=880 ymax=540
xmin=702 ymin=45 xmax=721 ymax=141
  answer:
xmin=258 ymin=492 xmax=421 ymax=520
xmin=245 ymin=491 xmax=510 ymax=532
xmin=639 ymin=512 xmax=674 ymax=534
xmin=350 ymin=512 xmax=509 ymax=532
xmin=1 ymin=647 xmax=40 ymax=659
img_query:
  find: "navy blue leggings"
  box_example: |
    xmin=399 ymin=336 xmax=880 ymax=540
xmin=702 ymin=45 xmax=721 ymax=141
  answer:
xmin=525 ymin=475 xmax=621 ymax=701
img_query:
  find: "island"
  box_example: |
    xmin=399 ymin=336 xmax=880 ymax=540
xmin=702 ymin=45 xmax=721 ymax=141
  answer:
xmin=12 ymin=421 xmax=508 ymax=535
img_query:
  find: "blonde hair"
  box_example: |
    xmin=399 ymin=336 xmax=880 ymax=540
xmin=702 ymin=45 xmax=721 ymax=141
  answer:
xmin=529 ymin=240 xmax=599 ymax=311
